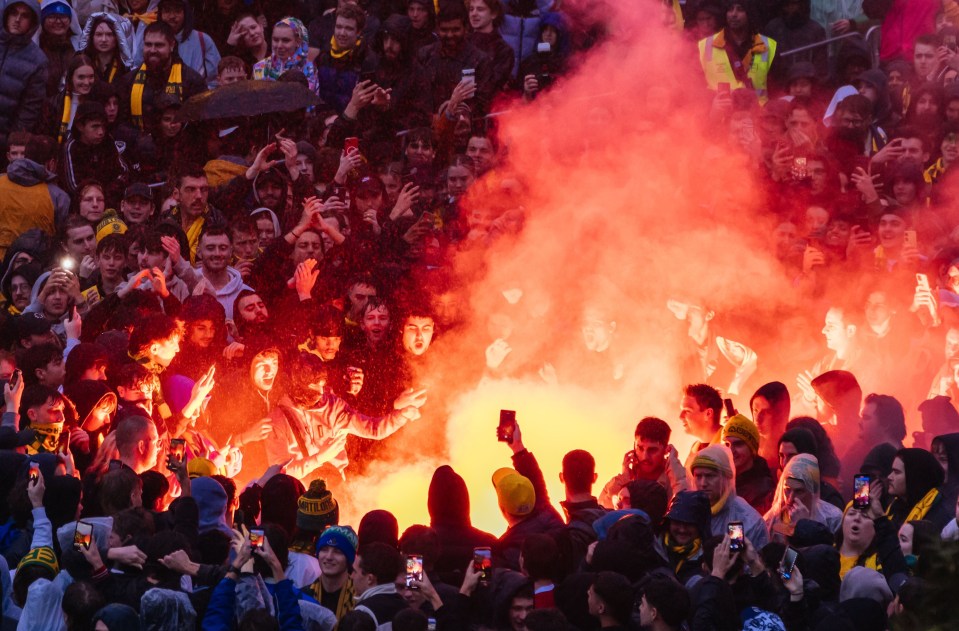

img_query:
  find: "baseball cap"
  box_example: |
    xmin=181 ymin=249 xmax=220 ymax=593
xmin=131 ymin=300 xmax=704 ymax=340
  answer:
xmin=123 ymin=182 xmax=152 ymax=201
xmin=11 ymin=313 xmax=52 ymax=341
xmin=492 ymin=467 xmax=535 ymax=516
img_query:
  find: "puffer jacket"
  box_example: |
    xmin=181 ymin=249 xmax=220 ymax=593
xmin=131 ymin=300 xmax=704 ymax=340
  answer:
xmin=0 ymin=0 xmax=48 ymax=144
xmin=499 ymin=0 xmax=553 ymax=78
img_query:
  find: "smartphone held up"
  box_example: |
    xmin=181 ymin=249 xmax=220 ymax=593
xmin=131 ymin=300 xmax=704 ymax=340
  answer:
xmin=728 ymin=522 xmax=744 ymax=551
xmin=74 ymin=521 xmax=93 ymax=551
xmin=473 ymin=547 xmax=492 ymax=584
xmin=406 ymin=554 xmax=424 ymax=589
xmin=497 ymin=410 xmax=516 ymax=444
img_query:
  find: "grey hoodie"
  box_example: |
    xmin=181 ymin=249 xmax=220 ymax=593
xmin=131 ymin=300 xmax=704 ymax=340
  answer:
xmin=173 ymin=259 xmax=251 ymax=320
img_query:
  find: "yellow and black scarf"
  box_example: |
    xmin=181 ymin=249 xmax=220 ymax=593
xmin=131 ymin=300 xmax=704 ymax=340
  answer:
xmin=664 ymin=533 xmax=701 ymax=575
xmin=58 ymin=92 xmax=73 ymax=144
xmin=131 ymin=62 xmax=183 ymax=129
xmin=307 ymin=577 xmax=355 ymax=620
xmin=329 ymin=35 xmax=360 ymax=60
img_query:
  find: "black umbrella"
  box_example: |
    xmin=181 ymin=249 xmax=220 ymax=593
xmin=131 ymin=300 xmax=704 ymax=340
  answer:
xmin=176 ymin=79 xmax=320 ymax=122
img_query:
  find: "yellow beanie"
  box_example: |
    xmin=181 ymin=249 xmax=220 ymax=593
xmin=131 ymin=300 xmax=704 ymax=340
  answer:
xmin=722 ymin=414 xmax=760 ymax=454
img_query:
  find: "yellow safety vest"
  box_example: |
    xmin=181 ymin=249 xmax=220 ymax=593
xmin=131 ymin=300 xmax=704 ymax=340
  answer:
xmin=699 ymin=33 xmax=777 ymax=103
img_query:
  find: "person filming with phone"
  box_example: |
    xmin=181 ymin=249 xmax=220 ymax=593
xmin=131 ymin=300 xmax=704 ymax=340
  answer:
xmin=599 ymin=417 xmax=686 ymax=509
xmin=492 ymin=413 xmax=565 ymax=571
xmin=689 ymin=444 xmax=769 ymax=549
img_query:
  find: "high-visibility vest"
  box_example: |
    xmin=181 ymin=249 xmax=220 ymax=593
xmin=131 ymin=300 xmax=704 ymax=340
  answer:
xmin=699 ymin=33 xmax=777 ymax=103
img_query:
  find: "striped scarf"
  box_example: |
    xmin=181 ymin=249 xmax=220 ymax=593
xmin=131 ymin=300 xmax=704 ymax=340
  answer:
xmin=307 ymin=577 xmax=355 ymax=620
xmin=131 ymin=62 xmax=183 ymax=129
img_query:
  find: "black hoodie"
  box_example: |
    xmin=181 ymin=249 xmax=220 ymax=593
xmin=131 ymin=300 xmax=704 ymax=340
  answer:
xmin=427 ymin=465 xmax=498 ymax=585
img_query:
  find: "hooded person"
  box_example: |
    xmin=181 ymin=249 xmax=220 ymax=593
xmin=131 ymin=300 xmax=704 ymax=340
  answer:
xmin=78 ymin=12 xmax=135 ymax=83
xmin=763 ymin=0 xmax=826 ymax=94
xmin=0 ymin=0 xmax=48 ymax=149
xmin=252 ymin=16 xmax=318 ymax=93
xmin=358 ymin=509 xmax=399 ymax=548
xmin=427 ymin=465 xmax=498 ymax=584
xmin=764 ymin=454 xmax=843 ymax=542
xmin=405 ymin=0 xmax=437 ymax=55
xmin=36 ymin=0 xmax=82 ymax=96
xmin=154 ymin=0 xmax=219 ymax=85
xmin=654 ymin=490 xmax=713 ymax=584
xmin=140 ymin=587 xmax=197 ymax=630
xmin=91 ymin=603 xmax=140 ymax=631
xmin=931 ymin=432 xmax=959 ymax=511
xmin=192 ymin=475 xmax=232 ymax=537
xmin=61 ymin=379 xmax=117 ymax=471
xmin=855 ymin=68 xmax=898 ymax=131
xmin=365 ymin=14 xmax=432 ymax=134
xmin=688 ymin=444 xmax=769 ymax=549
xmin=887 ymin=448 xmax=950 ymax=530
xmin=249 ymin=207 xmax=282 ymax=250
xmin=903 ymin=82 xmax=944 ymax=133
xmin=839 ymin=566 xmax=894 ymax=606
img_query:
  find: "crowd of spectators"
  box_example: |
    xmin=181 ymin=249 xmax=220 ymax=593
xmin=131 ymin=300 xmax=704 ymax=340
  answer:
xmin=3 ymin=0 xmax=959 ymax=628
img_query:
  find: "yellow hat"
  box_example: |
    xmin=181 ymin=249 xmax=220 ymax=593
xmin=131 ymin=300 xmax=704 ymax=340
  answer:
xmin=187 ymin=457 xmax=218 ymax=478
xmin=17 ymin=546 xmax=59 ymax=576
xmin=95 ymin=211 xmax=127 ymax=242
xmin=492 ymin=467 xmax=535 ymax=516
xmin=722 ymin=414 xmax=760 ymax=454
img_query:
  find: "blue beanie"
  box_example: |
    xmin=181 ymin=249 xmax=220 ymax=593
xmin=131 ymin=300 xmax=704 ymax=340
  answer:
xmin=315 ymin=525 xmax=358 ymax=567
xmin=41 ymin=2 xmax=71 ymax=18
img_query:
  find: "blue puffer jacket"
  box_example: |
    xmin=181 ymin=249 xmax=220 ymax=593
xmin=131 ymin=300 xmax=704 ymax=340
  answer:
xmin=498 ymin=0 xmax=553 ymax=78
xmin=0 ymin=0 xmax=48 ymax=143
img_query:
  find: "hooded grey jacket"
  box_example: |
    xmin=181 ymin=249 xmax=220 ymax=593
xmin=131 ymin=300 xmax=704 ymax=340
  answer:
xmin=77 ymin=11 xmax=135 ymax=74
xmin=0 ymin=0 xmax=48 ymax=143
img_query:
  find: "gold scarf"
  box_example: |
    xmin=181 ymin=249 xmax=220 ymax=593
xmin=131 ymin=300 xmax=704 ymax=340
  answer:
xmin=184 ymin=215 xmax=204 ymax=264
xmin=906 ymin=487 xmax=940 ymax=522
xmin=664 ymin=534 xmax=701 ymax=574
xmin=124 ymin=10 xmax=157 ymax=26
xmin=329 ymin=35 xmax=359 ymax=60
xmin=58 ymin=92 xmax=73 ymax=144
xmin=131 ymin=62 xmax=183 ymax=130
